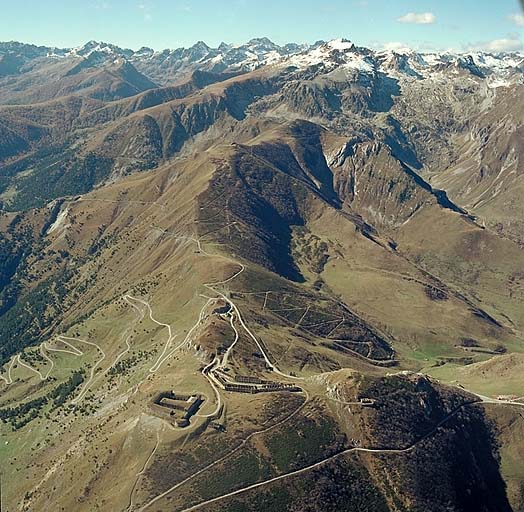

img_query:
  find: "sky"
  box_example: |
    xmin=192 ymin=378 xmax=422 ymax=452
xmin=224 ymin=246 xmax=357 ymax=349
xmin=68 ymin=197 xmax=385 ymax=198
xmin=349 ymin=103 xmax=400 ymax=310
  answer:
xmin=0 ymin=0 xmax=523 ymax=52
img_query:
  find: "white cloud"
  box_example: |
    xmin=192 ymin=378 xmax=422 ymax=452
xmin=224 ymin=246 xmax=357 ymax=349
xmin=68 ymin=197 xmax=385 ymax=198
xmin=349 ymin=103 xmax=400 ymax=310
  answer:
xmin=468 ymin=37 xmax=523 ymax=52
xmin=367 ymin=39 xmax=448 ymax=53
xmin=382 ymin=41 xmax=411 ymax=52
xmin=487 ymin=38 xmax=523 ymax=52
xmin=397 ymin=12 xmax=436 ymax=25
xmin=508 ymin=13 xmax=524 ymax=27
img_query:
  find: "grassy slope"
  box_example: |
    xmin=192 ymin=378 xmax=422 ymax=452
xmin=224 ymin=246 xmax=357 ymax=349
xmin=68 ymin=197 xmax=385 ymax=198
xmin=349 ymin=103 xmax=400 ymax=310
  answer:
xmin=0 ymin=116 xmax=523 ymax=510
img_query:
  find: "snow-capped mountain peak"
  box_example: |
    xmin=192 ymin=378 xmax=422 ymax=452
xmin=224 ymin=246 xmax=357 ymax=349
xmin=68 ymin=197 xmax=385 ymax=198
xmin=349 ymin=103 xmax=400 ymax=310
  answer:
xmin=0 ymin=38 xmax=523 ymax=87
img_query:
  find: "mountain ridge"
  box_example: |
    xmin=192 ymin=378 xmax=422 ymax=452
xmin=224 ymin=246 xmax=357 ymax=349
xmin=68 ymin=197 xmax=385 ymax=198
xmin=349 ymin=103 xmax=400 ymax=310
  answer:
xmin=2 ymin=33 xmax=524 ymax=512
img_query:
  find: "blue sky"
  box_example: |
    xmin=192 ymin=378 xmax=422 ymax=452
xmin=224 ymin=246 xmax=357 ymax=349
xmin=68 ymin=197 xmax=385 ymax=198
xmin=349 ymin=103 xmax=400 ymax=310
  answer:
xmin=0 ymin=0 xmax=523 ymax=52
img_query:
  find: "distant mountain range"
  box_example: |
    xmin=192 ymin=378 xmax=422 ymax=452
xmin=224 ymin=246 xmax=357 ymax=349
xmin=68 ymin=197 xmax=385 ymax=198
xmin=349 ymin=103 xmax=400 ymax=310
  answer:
xmin=1 ymin=38 xmax=523 ymax=87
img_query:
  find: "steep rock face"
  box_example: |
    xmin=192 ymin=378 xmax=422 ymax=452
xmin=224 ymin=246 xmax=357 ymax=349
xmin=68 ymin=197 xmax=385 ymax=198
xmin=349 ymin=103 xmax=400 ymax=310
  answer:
xmin=277 ymin=80 xmax=345 ymax=119
xmin=431 ymin=86 xmax=524 ymax=244
xmin=330 ymin=140 xmax=429 ymax=228
xmin=328 ymin=139 xmax=466 ymax=230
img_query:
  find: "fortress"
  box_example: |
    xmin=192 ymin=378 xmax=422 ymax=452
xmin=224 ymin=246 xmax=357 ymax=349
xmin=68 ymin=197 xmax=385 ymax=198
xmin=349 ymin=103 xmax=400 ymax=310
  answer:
xmin=150 ymin=391 xmax=205 ymax=428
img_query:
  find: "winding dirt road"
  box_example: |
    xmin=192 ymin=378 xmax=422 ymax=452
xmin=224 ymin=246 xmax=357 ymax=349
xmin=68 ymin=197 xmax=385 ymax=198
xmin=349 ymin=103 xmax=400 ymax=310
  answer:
xmin=70 ymin=338 xmax=106 ymax=403
xmin=127 ymin=429 xmax=163 ymax=512
xmin=136 ymin=389 xmax=310 ymax=512
xmin=15 ymin=354 xmax=46 ymax=381
xmin=177 ymin=399 xmax=482 ymax=512
xmin=124 ymin=295 xmax=176 ymax=373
